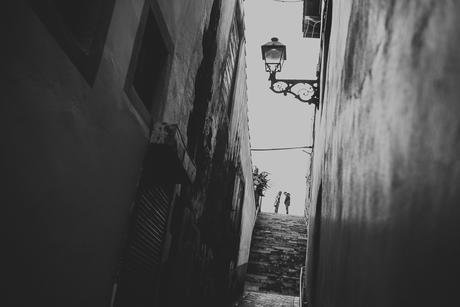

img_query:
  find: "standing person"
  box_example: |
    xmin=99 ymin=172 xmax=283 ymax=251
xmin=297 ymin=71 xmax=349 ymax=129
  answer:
xmin=274 ymin=191 xmax=282 ymax=213
xmin=284 ymin=192 xmax=291 ymax=214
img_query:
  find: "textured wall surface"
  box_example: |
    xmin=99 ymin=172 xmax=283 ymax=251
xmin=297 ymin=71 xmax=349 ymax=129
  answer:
xmin=1 ymin=1 xmax=151 ymax=305
xmin=232 ymin=40 xmax=258 ymax=296
xmin=246 ymin=213 xmax=307 ymax=296
xmin=307 ymin=1 xmax=460 ymax=307
xmin=1 ymin=0 xmax=254 ymax=306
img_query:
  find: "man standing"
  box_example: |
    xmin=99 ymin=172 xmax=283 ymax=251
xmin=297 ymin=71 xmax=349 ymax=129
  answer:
xmin=274 ymin=191 xmax=282 ymax=213
xmin=284 ymin=192 xmax=291 ymax=214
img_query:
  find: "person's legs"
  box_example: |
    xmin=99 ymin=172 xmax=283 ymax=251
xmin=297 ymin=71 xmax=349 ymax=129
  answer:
xmin=286 ymin=206 xmax=289 ymax=214
xmin=275 ymin=206 xmax=278 ymax=213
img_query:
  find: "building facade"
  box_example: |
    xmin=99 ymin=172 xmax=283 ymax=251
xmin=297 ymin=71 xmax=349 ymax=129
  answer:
xmin=1 ymin=0 xmax=255 ymax=306
xmin=304 ymin=1 xmax=460 ymax=306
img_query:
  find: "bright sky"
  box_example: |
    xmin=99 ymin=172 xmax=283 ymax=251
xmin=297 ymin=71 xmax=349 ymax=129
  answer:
xmin=244 ymin=0 xmax=320 ymax=216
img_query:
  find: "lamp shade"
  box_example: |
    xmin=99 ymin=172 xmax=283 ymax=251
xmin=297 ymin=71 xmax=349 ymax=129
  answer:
xmin=261 ymin=37 xmax=287 ymax=73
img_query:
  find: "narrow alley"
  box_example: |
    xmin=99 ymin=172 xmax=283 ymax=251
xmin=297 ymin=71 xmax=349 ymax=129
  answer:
xmin=2 ymin=0 xmax=460 ymax=307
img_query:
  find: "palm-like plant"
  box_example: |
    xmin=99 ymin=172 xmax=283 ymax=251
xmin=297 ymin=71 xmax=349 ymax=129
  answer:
xmin=253 ymin=167 xmax=270 ymax=196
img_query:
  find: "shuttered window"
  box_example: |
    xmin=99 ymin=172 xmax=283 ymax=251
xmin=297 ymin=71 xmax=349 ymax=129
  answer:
xmin=115 ymin=181 xmax=173 ymax=307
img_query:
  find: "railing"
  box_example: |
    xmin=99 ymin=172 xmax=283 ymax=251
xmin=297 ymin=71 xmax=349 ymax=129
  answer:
xmin=299 ymin=266 xmax=305 ymax=307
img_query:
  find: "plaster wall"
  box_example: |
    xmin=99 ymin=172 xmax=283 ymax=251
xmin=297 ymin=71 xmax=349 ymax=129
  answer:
xmin=1 ymin=0 xmax=252 ymax=306
xmin=157 ymin=0 xmax=214 ymax=138
xmin=307 ymin=1 xmax=460 ymax=306
xmin=235 ymin=48 xmax=256 ymax=269
xmin=1 ymin=1 xmax=148 ymax=305
xmin=231 ymin=41 xmax=257 ymax=294
xmin=143 ymin=0 xmax=255 ymax=305
xmin=163 ymin=1 xmax=256 ymax=304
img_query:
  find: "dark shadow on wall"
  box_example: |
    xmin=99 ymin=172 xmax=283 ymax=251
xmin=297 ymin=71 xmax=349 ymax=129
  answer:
xmin=310 ymin=184 xmax=322 ymax=306
xmin=304 ymin=183 xmax=323 ymax=307
xmin=187 ymin=0 xmax=222 ymax=160
xmin=27 ymin=0 xmax=116 ymax=84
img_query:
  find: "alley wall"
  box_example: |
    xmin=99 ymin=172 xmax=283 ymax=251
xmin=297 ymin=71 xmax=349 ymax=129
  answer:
xmin=228 ymin=39 xmax=258 ymax=297
xmin=0 ymin=0 xmax=255 ymax=306
xmin=307 ymin=1 xmax=460 ymax=306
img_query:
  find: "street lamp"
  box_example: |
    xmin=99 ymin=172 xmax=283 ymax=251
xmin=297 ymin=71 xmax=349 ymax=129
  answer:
xmin=261 ymin=37 xmax=319 ymax=106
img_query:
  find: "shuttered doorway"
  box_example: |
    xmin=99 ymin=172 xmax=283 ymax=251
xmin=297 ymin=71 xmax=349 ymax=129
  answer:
xmin=115 ymin=176 xmax=173 ymax=307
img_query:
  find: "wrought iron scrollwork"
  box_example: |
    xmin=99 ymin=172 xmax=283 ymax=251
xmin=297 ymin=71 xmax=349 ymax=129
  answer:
xmin=268 ymin=72 xmax=319 ymax=106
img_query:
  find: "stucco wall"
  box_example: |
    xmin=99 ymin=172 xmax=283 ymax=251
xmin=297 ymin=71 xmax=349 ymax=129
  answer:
xmin=307 ymin=1 xmax=460 ymax=306
xmin=157 ymin=0 xmax=214 ymax=138
xmin=1 ymin=0 xmax=253 ymax=306
xmin=232 ymin=40 xmax=258 ymax=295
xmin=160 ymin=1 xmax=256 ymax=304
xmin=1 ymin=1 xmax=149 ymax=305
xmin=235 ymin=47 xmax=256 ymax=269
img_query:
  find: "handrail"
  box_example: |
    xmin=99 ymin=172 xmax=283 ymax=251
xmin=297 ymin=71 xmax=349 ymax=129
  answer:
xmin=299 ymin=266 xmax=305 ymax=307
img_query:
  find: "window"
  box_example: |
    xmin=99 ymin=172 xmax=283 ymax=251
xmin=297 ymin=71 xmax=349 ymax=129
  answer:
xmin=114 ymin=179 xmax=174 ymax=307
xmin=28 ymin=0 xmax=115 ymax=84
xmin=125 ymin=2 xmax=172 ymax=124
xmin=303 ymin=0 xmax=321 ymax=38
xmin=133 ymin=11 xmax=168 ymax=111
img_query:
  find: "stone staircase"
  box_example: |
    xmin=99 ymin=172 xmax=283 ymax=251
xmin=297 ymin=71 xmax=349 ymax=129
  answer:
xmin=236 ymin=291 xmax=300 ymax=307
xmin=245 ymin=212 xmax=307 ymax=296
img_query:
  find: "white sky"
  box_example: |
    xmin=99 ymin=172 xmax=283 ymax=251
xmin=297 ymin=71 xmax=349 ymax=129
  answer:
xmin=244 ymin=0 xmax=320 ymax=216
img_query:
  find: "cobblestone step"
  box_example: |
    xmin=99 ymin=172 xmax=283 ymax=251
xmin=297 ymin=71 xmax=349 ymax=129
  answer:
xmin=246 ymin=212 xmax=307 ymax=296
xmin=235 ymin=291 xmax=299 ymax=307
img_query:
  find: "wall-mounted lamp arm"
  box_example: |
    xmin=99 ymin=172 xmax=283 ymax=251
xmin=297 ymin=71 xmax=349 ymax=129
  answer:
xmin=268 ymin=72 xmax=319 ymax=106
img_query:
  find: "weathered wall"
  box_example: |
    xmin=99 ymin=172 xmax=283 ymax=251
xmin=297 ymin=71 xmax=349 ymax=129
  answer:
xmin=156 ymin=0 xmax=213 ymax=138
xmin=307 ymin=1 xmax=460 ymax=306
xmin=1 ymin=0 xmax=254 ymax=306
xmin=1 ymin=1 xmax=149 ymax=305
xmin=161 ymin=1 xmax=257 ymax=305
xmin=231 ymin=38 xmax=258 ymax=298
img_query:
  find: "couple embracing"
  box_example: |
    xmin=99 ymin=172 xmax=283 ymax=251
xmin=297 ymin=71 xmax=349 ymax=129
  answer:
xmin=274 ymin=191 xmax=290 ymax=214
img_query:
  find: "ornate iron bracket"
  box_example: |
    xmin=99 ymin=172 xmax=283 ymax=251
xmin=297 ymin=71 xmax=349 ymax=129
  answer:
xmin=268 ymin=72 xmax=319 ymax=106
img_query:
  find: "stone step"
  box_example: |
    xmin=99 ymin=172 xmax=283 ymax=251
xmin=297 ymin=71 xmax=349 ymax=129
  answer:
xmin=247 ymin=263 xmax=301 ymax=278
xmin=245 ymin=212 xmax=307 ymax=296
xmin=246 ymin=274 xmax=299 ymax=285
xmin=235 ymin=291 xmax=299 ymax=307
